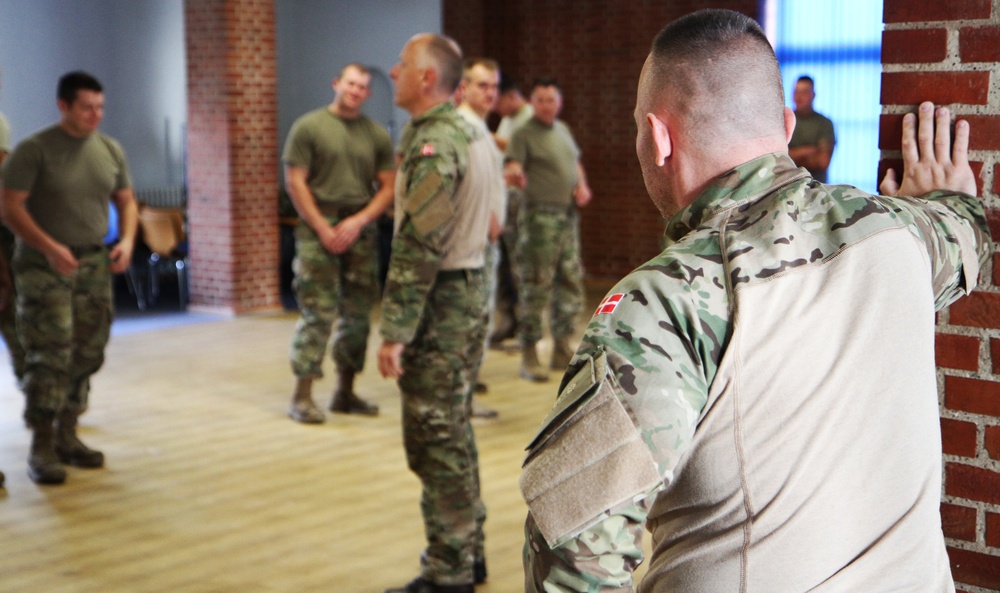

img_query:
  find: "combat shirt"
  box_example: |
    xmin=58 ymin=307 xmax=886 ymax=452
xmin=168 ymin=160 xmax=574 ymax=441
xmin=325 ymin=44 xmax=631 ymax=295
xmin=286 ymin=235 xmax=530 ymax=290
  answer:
xmin=457 ymin=104 xmax=506 ymax=228
xmin=788 ymin=110 xmax=836 ymax=182
xmin=521 ymin=153 xmax=990 ymax=592
xmin=495 ymin=104 xmax=534 ymax=144
xmin=506 ymin=118 xmax=580 ymax=208
xmin=1 ymin=124 xmax=131 ymax=247
xmin=381 ymin=102 xmax=494 ymax=345
xmin=282 ymin=108 xmax=394 ymax=207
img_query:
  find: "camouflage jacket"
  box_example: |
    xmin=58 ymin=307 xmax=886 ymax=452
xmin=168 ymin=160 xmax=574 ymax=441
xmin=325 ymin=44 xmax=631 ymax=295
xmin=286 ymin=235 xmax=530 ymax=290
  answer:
xmin=521 ymin=153 xmax=991 ymax=592
xmin=381 ymin=102 xmax=490 ymax=344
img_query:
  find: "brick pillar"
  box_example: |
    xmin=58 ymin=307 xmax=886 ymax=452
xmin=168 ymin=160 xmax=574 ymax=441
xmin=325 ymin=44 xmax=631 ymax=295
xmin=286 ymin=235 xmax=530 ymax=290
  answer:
xmin=881 ymin=2 xmax=1000 ymax=591
xmin=184 ymin=0 xmax=280 ymax=314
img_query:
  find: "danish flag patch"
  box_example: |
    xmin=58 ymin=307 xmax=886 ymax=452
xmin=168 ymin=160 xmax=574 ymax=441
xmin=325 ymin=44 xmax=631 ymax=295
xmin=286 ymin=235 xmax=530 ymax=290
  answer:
xmin=420 ymin=143 xmax=436 ymax=156
xmin=594 ymin=293 xmax=625 ymax=316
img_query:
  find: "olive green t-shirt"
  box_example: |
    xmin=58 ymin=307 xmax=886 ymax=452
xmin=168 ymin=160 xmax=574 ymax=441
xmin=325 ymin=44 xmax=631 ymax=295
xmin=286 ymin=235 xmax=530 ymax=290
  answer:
xmin=789 ymin=110 xmax=836 ymax=183
xmin=282 ymin=108 xmax=394 ymax=208
xmin=506 ymin=118 xmax=580 ymax=208
xmin=1 ymin=125 xmax=131 ymax=247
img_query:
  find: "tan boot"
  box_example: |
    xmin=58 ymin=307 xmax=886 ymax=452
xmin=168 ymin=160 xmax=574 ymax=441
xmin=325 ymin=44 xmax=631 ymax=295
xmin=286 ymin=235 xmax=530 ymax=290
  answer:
xmin=55 ymin=409 xmax=104 ymax=468
xmin=288 ymin=377 xmax=325 ymax=424
xmin=550 ymin=337 xmax=574 ymax=370
xmin=27 ymin=412 xmax=66 ymax=485
xmin=470 ymin=397 xmax=499 ymax=419
xmin=329 ymin=369 xmax=379 ymax=416
xmin=520 ymin=343 xmax=549 ymax=382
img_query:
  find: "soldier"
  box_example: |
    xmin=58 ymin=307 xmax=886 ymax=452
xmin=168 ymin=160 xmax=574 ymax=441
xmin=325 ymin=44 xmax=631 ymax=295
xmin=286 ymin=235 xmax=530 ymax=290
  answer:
xmin=377 ymin=33 xmax=494 ymax=593
xmin=521 ymin=9 xmax=990 ymax=591
xmin=788 ymin=75 xmax=836 ymax=182
xmin=0 ymin=78 xmax=10 ymax=489
xmin=456 ymin=57 xmax=505 ymax=418
xmin=504 ymin=78 xmax=592 ymax=383
xmin=283 ymin=63 xmax=395 ymax=423
xmin=1 ymin=71 xmax=138 ymax=485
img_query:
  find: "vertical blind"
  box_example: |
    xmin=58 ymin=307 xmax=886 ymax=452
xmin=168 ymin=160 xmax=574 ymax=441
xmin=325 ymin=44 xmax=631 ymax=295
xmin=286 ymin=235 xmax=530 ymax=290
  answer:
xmin=771 ymin=0 xmax=883 ymax=192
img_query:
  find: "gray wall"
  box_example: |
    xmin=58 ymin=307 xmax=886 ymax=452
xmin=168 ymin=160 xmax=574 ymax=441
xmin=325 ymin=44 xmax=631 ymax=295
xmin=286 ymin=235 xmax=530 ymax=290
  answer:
xmin=0 ymin=0 xmax=187 ymax=189
xmin=276 ymin=0 xmax=442 ymax=149
xmin=0 ymin=0 xmax=442 ymax=190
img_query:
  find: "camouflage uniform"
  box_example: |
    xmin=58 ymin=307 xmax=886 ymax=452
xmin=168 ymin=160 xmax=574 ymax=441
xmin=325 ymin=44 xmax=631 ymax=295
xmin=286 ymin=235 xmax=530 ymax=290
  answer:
xmin=381 ymin=102 xmax=494 ymax=587
xmin=506 ymin=118 xmax=585 ymax=347
xmin=284 ymin=108 xmax=394 ymax=380
xmin=521 ymin=153 xmax=991 ymax=591
xmin=290 ymin=211 xmax=377 ymax=377
xmin=14 ymin=245 xmax=111 ymax=421
xmin=0 ymin=220 xmax=25 ymax=382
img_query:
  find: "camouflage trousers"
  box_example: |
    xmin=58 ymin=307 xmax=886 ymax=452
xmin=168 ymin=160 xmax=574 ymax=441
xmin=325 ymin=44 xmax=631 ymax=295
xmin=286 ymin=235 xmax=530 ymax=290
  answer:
xmin=492 ymin=188 xmax=523 ymax=333
xmin=517 ymin=205 xmax=584 ymax=345
xmin=469 ymin=243 xmax=499 ymax=385
xmin=0 ymin=225 xmax=25 ymax=381
xmin=398 ymin=268 xmax=488 ymax=586
xmin=289 ymin=217 xmax=377 ymax=378
xmin=14 ymin=244 xmax=113 ymax=424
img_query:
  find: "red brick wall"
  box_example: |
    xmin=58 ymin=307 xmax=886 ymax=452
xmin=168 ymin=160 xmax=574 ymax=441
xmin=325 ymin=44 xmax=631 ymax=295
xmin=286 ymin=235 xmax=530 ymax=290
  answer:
xmin=882 ymin=2 xmax=1000 ymax=591
xmin=444 ymin=0 xmax=760 ymax=281
xmin=184 ymin=0 xmax=280 ymax=313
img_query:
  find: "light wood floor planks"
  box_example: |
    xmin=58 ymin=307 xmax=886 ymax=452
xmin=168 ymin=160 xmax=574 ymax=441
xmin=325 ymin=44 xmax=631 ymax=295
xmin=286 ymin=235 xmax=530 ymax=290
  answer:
xmin=0 ymin=287 xmax=651 ymax=592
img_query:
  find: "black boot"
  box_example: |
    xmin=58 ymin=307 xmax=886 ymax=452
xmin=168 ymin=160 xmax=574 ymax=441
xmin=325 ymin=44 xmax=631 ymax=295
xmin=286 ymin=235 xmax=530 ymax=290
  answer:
xmin=27 ymin=412 xmax=66 ymax=484
xmin=383 ymin=577 xmax=473 ymax=593
xmin=288 ymin=377 xmax=325 ymax=424
xmin=55 ymin=409 xmax=105 ymax=468
xmin=330 ymin=368 xmax=379 ymax=416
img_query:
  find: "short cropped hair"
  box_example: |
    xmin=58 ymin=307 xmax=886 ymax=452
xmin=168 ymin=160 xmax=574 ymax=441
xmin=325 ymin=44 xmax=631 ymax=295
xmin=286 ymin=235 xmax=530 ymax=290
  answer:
xmin=416 ymin=34 xmax=464 ymax=94
xmin=58 ymin=71 xmax=103 ymax=105
xmin=463 ymin=58 xmax=499 ymax=79
xmin=647 ymin=9 xmax=785 ymax=146
xmin=530 ymin=77 xmax=560 ymax=94
xmin=340 ymin=62 xmax=371 ymax=79
xmin=499 ymin=72 xmax=521 ymax=95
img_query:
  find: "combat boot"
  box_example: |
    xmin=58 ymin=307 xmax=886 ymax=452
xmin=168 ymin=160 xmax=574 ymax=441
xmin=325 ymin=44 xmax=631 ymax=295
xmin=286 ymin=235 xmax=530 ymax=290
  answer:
xmin=288 ymin=377 xmax=325 ymax=424
xmin=383 ymin=577 xmax=473 ymax=593
xmin=0 ymin=469 xmax=5 ymax=489
xmin=519 ymin=342 xmax=549 ymax=382
xmin=329 ymin=368 xmax=379 ymax=416
xmin=55 ymin=409 xmax=105 ymax=468
xmin=550 ymin=337 xmax=574 ymax=370
xmin=27 ymin=413 xmax=66 ymax=485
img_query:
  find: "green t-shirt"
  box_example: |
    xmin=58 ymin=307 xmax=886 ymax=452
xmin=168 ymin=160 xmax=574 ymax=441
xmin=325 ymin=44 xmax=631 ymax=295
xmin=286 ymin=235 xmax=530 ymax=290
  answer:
xmin=789 ymin=110 xmax=835 ymax=182
xmin=282 ymin=108 xmax=394 ymax=208
xmin=1 ymin=125 xmax=131 ymax=247
xmin=506 ymin=118 xmax=580 ymax=207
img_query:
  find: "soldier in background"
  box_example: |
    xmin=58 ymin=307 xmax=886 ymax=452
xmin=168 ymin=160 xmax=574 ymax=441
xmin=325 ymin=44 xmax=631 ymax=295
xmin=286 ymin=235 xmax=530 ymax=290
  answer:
xmin=521 ymin=9 xmax=990 ymax=591
xmin=283 ymin=63 xmax=395 ymax=423
xmin=1 ymin=71 xmax=138 ymax=485
xmin=788 ymin=75 xmax=836 ymax=182
xmin=378 ymin=33 xmax=494 ymax=593
xmin=504 ymin=78 xmax=592 ymax=382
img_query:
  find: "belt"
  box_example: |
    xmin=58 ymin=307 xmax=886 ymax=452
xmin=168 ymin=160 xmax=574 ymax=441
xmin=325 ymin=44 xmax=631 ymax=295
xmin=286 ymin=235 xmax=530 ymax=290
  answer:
xmin=317 ymin=202 xmax=366 ymax=218
xmin=70 ymin=245 xmax=106 ymax=256
xmin=437 ymin=268 xmax=483 ymax=282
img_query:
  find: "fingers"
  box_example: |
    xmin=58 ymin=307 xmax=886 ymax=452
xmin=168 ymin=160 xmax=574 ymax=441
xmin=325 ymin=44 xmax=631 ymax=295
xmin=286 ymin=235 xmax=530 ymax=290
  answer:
xmin=900 ymin=112 xmax=918 ymax=168
xmin=915 ymin=101 xmax=934 ymax=163
xmin=952 ymin=118 xmax=971 ymax=168
xmin=934 ymin=104 xmax=952 ymax=165
xmin=879 ymin=168 xmax=899 ymax=196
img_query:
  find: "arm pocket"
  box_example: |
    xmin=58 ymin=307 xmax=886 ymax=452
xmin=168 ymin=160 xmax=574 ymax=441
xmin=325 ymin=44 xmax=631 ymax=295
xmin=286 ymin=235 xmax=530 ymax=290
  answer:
xmin=521 ymin=348 xmax=664 ymax=548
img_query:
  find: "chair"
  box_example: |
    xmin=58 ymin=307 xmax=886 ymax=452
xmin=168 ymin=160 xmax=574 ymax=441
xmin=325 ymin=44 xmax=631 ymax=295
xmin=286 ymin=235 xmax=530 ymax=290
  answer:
xmin=136 ymin=206 xmax=189 ymax=310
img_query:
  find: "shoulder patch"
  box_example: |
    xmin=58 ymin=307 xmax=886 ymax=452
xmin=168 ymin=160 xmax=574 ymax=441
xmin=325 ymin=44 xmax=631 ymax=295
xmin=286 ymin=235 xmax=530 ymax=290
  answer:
xmin=420 ymin=143 xmax=435 ymax=157
xmin=594 ymin=293 xmax=625 ymax=316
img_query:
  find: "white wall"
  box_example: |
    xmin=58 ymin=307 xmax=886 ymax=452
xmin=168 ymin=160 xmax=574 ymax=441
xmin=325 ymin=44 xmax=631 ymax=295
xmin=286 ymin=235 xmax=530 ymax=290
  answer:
xmin=0 ymin=0 xmax=186 ymax=189
xmin=276 ymin=0 xmax=442 ymax=149
xmin=0 ymin=0 xmax=441 ymax=189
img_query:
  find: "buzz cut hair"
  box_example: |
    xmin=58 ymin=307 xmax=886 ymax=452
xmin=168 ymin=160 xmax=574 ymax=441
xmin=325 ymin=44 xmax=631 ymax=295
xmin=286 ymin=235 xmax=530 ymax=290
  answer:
xmin=57 ymin=71 xmax=103 ymax=105
xmin=416 ymin=34 xmax=464 ymax=94
xmin=463 ymin=57 xmax=500 ymax=79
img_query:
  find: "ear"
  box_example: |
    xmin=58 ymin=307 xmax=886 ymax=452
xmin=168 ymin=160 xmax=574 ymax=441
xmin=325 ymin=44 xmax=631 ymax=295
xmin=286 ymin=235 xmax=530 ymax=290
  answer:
xmin=783 ymin=106 xmax=796 ymax=144
xmin=646 ymin=113 xmax=672 ymax=166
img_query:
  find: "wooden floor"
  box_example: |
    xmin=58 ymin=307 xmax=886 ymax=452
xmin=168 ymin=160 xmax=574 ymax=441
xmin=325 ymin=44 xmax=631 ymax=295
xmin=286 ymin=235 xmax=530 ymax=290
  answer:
xmin=0 ymin=287 xmax=649 ymax=592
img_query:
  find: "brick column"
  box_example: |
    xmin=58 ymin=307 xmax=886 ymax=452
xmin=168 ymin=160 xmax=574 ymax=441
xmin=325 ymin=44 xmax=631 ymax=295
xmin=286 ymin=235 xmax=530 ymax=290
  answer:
xmin=881 ymin=2 xmax=1000 ymax=591
xmin=184 ymin=0 xmax=280 ymax=313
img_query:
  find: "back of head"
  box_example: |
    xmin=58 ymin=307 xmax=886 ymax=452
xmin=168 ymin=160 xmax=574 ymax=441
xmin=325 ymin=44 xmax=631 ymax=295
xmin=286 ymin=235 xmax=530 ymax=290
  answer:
xmin=414 ymin=34 xmax=464 ymax=95
xmin=647 ymin=9 xmax=785 ymax=150
xmin=58 ymin=71 xmax=102 ymax=104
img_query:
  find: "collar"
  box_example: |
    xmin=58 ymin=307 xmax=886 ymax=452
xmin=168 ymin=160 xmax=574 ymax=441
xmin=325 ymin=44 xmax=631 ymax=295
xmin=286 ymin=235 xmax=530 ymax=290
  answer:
xmin=411 ymin=101 xmax=457 ymax=126
xmin=665 ymin=152 xmax=810 ymax=243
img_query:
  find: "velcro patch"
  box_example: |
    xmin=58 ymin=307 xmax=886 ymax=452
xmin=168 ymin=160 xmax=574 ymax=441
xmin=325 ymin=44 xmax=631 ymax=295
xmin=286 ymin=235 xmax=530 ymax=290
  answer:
xmin=405 ymin=171 xmax=455 ymax=239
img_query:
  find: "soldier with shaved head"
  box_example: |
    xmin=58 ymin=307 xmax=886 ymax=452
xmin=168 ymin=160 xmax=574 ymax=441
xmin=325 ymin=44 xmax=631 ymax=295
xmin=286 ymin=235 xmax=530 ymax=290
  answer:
xmin=521 ymin=9 xmax=990 ymax=592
